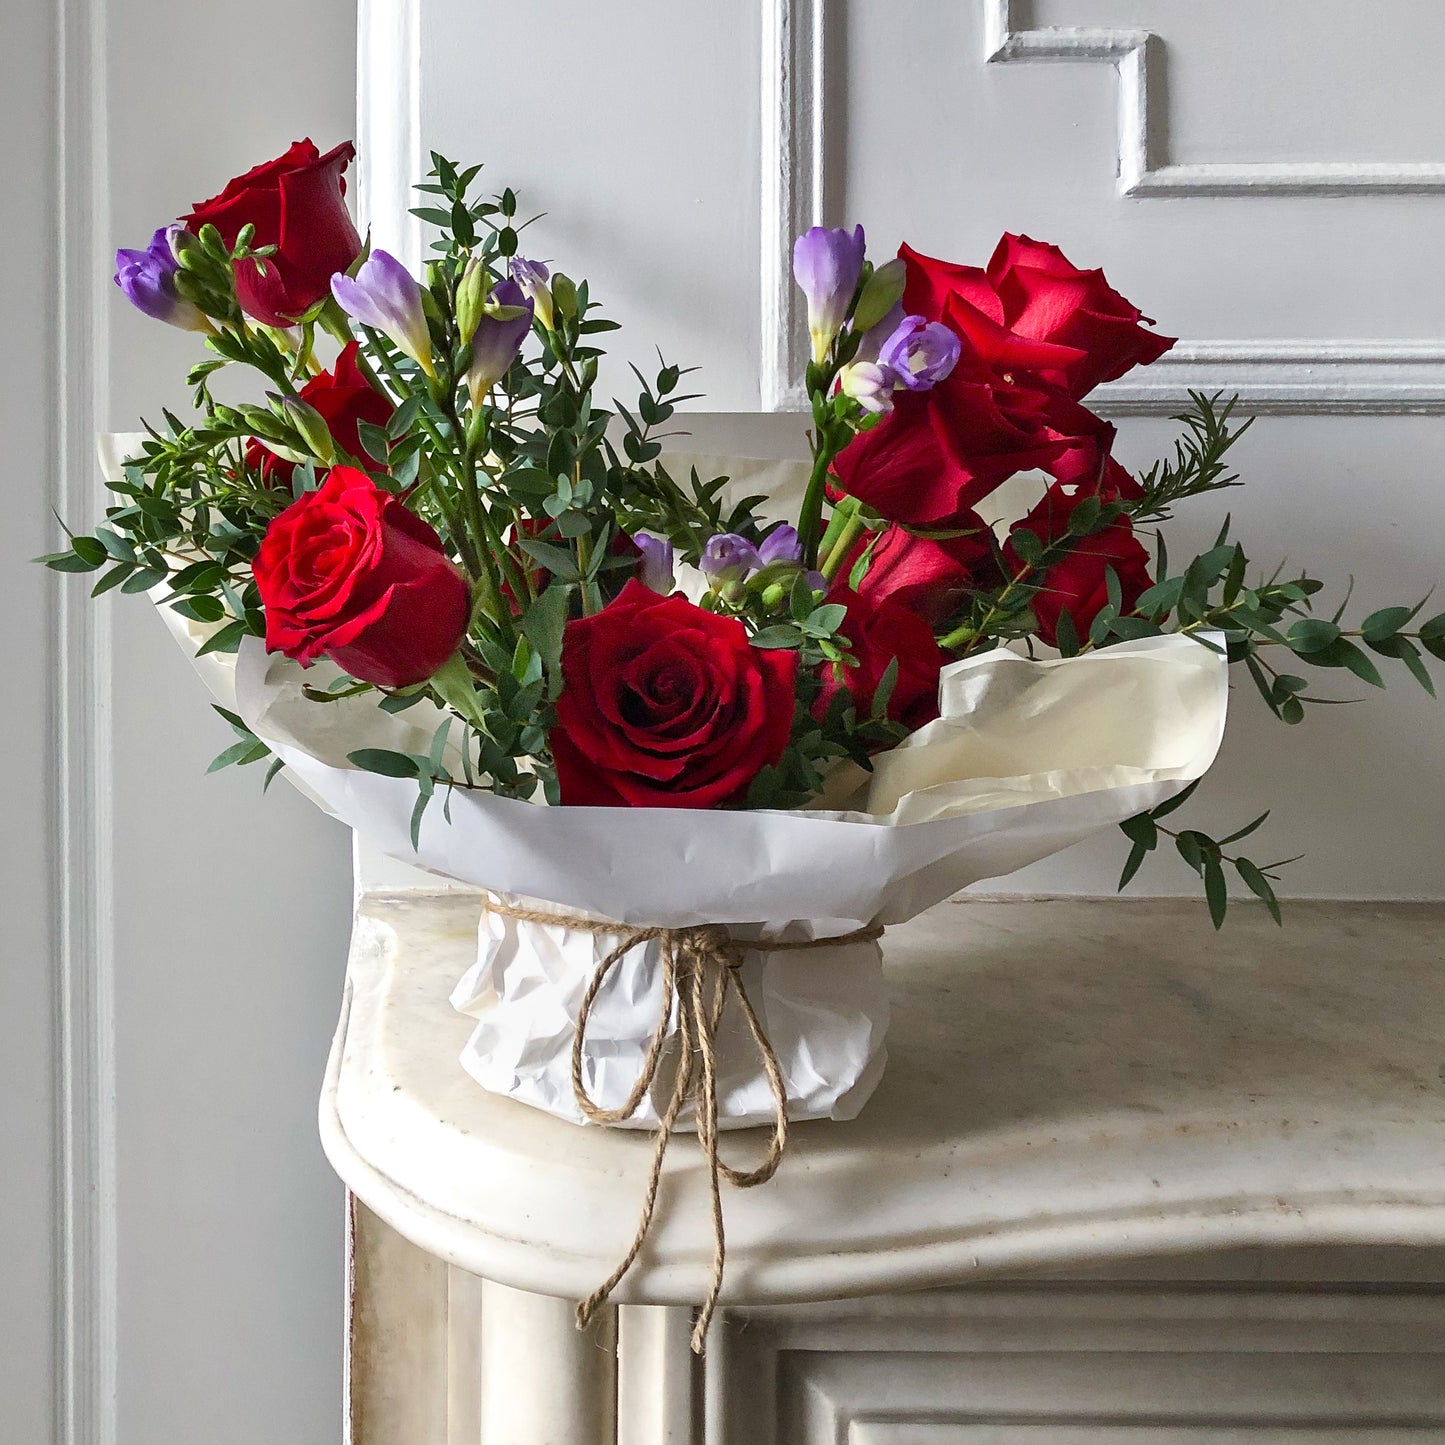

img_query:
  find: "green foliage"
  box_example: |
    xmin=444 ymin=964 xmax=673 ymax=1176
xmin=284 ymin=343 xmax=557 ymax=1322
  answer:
xmin=1115 ymin=782 xmax=1289 ymax=928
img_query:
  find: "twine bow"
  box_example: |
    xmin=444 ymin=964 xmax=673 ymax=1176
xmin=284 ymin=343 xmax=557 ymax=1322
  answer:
xmin=482 ymin=897 xmax=884 ymax=1352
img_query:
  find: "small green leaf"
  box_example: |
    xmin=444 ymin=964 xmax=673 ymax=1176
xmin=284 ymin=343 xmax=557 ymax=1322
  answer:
xmin=1053 ymin=608 xmax=1080 ymax=657
xmin=1418 ymin=612 xmax=1445 ymax=661
xmin=1120 ymin=813 xmax=1158 ymax=849
xmin=1371 ymin=634 xmax=1436 ymax=696
xmin=1287 ymin=618 xmax=1341 ymax=654
xmin=1174 ymin=830 xmax=1206 ymax=874
xmin=804 ymin=603 xmax=848 ymax=635
xmin=1235 ymin=857 xmax=1283 ymax=925
xmin=169 ymin=594 xmax=226 ymax=624
xmin=1203 ymin=855 xmax=1228 ymax=929
xmin=517 ymin=538 xmax=581 ymax=582
xmin=1117 ymin=839 xmax=1149 ymax=891
xmin=91 ymin=563 xmax=134 ymax=597
xmin=1217 ymin=810 xmax=1269 ymax=846
xmin=871 ymin=656 xmax=900 ymax=721
xmin=346 ymin=749 xmax=419 ymax=778
xmin=1312 ymin=637 xmax=1385 ymax=688
xmin=207 ymin=738 xmax=269 ymax=773
xmin=750 ymin=625 xmax=801 ymax=649
xmin=195 ymin=619 xmax=248 ymax=657
xmin=1008 ymin=527 xmax=1042 ymax=565
xmin=1360 ymin=605 xmax=1412 ymax=643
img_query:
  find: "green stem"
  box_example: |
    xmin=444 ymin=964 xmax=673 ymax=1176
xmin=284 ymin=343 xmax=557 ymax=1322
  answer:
xmin=797 ymin=443 xmax=837 ymax=570
xmin=819 ymin=509 xmax=866 ymax=581
xmin=940 ymin=563 xmax=1037 ymax=654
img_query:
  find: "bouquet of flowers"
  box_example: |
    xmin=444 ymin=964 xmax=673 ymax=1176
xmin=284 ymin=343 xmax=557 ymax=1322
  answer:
xmin=62 ymin=140 xmax=1441 ymax=1344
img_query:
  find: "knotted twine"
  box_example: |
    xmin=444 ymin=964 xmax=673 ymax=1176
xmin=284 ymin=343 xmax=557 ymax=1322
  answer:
xmin=482 ymin=896 xmax=884 ymax=1352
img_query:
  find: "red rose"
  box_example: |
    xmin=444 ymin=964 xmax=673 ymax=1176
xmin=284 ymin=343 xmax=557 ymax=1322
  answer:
xmin=254 ymin=465 xmax=469 ymax=688
xmin=830 ymin=391 xmax=971 ymax=529
xmin=1002 ymin=485 xmax=1154 ymax=648
xmin=841 ymin=517 xmax=995 ymax=626
xmin=550 ymin=580 xmax=797 ymax=808
xmin=817 ymin=585 xmax=944 ymax=733
xmin=186 ymin=140 xmax=362 ymax=327
xmin=245 ymin=342 xmax=393 ymax=487
xmin=901 ymin=235 xmax=1174 ymax=399
xmin=831 ymin=364 xmax=1068 ymax=527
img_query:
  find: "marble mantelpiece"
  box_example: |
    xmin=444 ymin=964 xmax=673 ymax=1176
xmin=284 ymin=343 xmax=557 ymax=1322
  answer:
xmin=321 ymin=892 xmax=1445 ymax=1307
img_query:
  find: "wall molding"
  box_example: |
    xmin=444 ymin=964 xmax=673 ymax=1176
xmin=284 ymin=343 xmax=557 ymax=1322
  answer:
xmin=1094 ymin=341 xmax=1445 ymax=416
xmin=53 ymin=0 xmax=117 ymax=1442
xmin=760 ymin=0 xmax=826 ymax=411
xmin=752 ymin=0 xmax=1445 ymax=414
xmin=985 ymin=0 xmax=1445 ymax=197
xmin=356 ymin=0 xmax=423 ymax=272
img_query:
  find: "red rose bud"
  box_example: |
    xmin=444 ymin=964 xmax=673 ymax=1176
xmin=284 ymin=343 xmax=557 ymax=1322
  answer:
xmin=185 ymin=140 xmax=362 ymax=328
xmin=900 ymin=236 xmax=1174 ymax=400
xmin=1002 ymin=485 xmax=1154 ymax=649
xmin=245 ymin=342 xmax=393 ymax=487
xmin=842 ymin=519 xmax=996 ymax=626
xmin=816 ymin=584 xmax=944 ymax=733
xmin=253 ymin=466 xmax=469 ymax=688
xmin=550 ymin=579 xmax=797 ymax=808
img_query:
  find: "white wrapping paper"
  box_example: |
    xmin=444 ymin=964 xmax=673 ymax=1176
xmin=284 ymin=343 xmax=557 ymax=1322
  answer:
xmin=126 ymin=438 xmax=1230 ymax=1129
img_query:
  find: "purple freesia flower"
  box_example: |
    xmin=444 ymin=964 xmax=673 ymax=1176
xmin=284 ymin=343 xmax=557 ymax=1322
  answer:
xmin=757 ymin=524 xmax=802 ymax=567
xmin=700 ymin=532 xmax=763 ymax=583
xmin=633 ymin=533 xmax=674 ymax=593
xmin=509 ymin=256 xmax=554 ymax=330
xmin=838 ymin=360 xmax=895 ymax=416
xmin=114 ymin=226 xmax=210 ymax=332
xmin=877 ymin=315 xmax=961 ymax=391
xmin=792 ymin=224 xmax=866 ymax=363
xmin=466 ymin=279 xmax=534 ymax=407
xmin=331 ymin=250 xmax=435 ymax=376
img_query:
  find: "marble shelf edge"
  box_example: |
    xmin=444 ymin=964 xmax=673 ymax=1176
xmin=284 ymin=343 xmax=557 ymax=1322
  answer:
xmin=318 ymin=890 xmax=1445 ymax=1307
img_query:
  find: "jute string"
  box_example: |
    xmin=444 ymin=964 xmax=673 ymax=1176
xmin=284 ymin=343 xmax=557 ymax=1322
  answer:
xmin=482 ymin=896 xmax=884 ymax=1352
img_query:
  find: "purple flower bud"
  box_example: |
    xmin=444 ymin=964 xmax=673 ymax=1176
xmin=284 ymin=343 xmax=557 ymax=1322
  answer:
xmin=509 ymin=256 xmax=554 ymax=330
xmin=877 ymin=315 xmax=962 ymax=391
xmin=700 ymin=533 xmax=764 ymax=583
xmin=792 ymin=224 xmax=866 ymax=363
xmin=113 ymin=226 xmax=209 ymax=332
xmin=466 ymin=279 xmax=534 ymax=407
xmin=757 ymin=524 xmax=802 ymax=567
xmin=838 ymin=360 xmax=895 ymax=416
xmin=633 ymin=533 xmax=674 ymax=593
xmin=332 ymin=250 xmax=435 ymax=376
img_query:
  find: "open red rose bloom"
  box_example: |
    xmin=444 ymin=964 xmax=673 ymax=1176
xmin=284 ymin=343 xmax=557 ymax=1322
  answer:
xmin=550 ymin=580 xmax=798 ymax=807
xmin=254 ymin=466 xmax=469 ymax=690
xmin=185 ymin=139 xmax=362 ymax=327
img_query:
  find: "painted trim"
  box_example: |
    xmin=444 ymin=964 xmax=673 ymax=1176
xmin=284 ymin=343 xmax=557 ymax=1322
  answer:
xmin=356 ymin=0 xmax=423 ymax=271
xmin=984 ymin=0 xmax=1445 ymax=196
xmin=760 ymin=0 xmax=826 ymax=411
xmin=752 ymin=2 xmax=1445 ymax=414
xmin=1095 ymin=341 xmax=1445 ymax=416
xmin=53 ymin=0 xmax=117 ymax=1442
